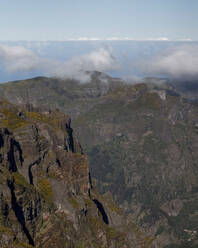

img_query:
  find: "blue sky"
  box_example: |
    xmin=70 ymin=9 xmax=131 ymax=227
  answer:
xmin=0 ymin=0 xmax=198 ymax=41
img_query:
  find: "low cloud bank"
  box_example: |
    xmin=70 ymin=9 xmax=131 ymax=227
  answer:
xmin=0 ymin=45 xmax=117 ymax=83
xmin=54 ymin=47 xmax=117 ymax=82
xmin=1 ymin=43 xmax=197 ymax=84
xmin=144 ymin=45 xmax=198 ymax=79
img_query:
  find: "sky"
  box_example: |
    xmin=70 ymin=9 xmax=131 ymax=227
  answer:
xmin=0 ymin=0 xmax=198 ymax=41
xmin=0 ymin=1 xmax=198 ymax=83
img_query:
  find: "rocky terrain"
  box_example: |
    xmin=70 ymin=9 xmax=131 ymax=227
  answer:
xmin=0 ymin=72 xmax=198 ymax=247
xmin=0 ymin=98 xmax=153 ymax=247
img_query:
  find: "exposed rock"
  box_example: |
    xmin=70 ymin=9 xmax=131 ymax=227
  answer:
xmin=0 ymin=99 xmax=148 ymax=247
xmin=160 ymin=199 xmax=183 ymax=217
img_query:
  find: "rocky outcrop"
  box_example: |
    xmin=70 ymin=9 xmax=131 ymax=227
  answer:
xmin=0 ymin=99 xmax=150 ymax=248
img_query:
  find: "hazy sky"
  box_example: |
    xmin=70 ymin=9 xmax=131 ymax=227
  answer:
xmin=0 ymin=0 xmax=197 ymax=41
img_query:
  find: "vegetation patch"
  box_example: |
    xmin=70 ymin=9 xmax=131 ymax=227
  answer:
xmin=0 ymin=109 xmax=27 ymax=129
xmin=13 ymin=172 xmax=30 ymax=188
xmin=68 ymin=197 xmax=79 ymax=209
xmin=131 ymin=92 xmax=162 ymax=111
xmin=38 ymin=178 xmax=53 ymax=204
xmin=0 ymin=225 xmax=13 ymax=235
xmin=15 ymin=242 xmax=34 ymax=248
xmin=26 ymin=111 xmax=67 ymax=132
xmin=84 ymin=198 xmax=94 ymax=207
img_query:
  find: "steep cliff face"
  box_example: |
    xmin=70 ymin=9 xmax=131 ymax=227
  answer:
xmin=0 ymin=98 xmax=151 ymax=248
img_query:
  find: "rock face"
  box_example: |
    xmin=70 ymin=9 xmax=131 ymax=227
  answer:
xmin=0 ymin=98 xmax=151 ymax=248
xmin=75 ymin=84 xmax=198 ymax=247
xmin=1 ymin=74 xmax=198 ymax=247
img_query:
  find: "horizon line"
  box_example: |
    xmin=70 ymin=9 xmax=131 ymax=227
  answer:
xmin=0 ymin=37 xmax=195 ymax=42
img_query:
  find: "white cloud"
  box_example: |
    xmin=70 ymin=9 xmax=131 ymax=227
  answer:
xmin=77 ymin=37 xmax=100 ymax=41
xmin=144 ymin=37 xmax=169 ymax=41
xmin=144 ymin=45 xmax=198 ymax=78
xmin=176 ymin=38 xmax=192 ymax=42
xmin=65 ymin=37 xmax=170 ymax=41
xmin=105 ymin=37 xmax=132 ymax=41
xmin=155 ymin=37 xmax=169 ymax=41
xmin=0 ymin=45 xmax=117 ymax=83
xmin=53 ymin=48 xmax=117 ymax=82
xmin=0 ymin=45 xmax=43 ymax=72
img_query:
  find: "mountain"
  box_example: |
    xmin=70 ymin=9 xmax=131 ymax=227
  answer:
xmin=0 ymin=73 xmax=198 ymax=247
xmin=0 ymin=72 xmax=124 ymax=119
xmin=0 ymin=98 xmax=149 ymax=247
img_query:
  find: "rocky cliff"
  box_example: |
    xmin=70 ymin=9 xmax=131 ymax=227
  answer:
xmin=0 ymin=98 xmax=153 ymax=248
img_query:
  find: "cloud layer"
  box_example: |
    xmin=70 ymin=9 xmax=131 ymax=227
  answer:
xmin=0 ymin=45 xmax=117 ymax=82
xmin=0 ymin=43 xmax=197 ymax=83
xmin=145 ymin=45 xmax=198 ymax=79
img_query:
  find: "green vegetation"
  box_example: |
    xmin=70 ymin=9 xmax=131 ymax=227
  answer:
xmin=15 ymin=242 xmax=34 ymax=248
xmin=13 ymin=172 xmax=30 ymax=188
xmin=106 ymin=226 xmax=119 ymax=239
xmin=107 ymin=201 xmax=122 ymax=215
xmin=75 ymin=241 xmax=89 ymax=248
xmin=25 ymin=111 xmax=66 ymax=132
xmin=136 ymin=92 xmax=162 ymax=110
xmin=0 ymin=108 xmax=27 ymax=129
xmin=0 ymin=225 xmax=13 ymax=235
xmin=38 ymin=178 xmax=53 ymax=204
xmin=68 ymin=197 xmax=79 ymax=209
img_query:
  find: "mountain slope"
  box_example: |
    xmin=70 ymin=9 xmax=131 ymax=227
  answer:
xmin=74 ymin=84 xmax=198 ymax=247
xmin=0 ymin=74 xmax=198 ymax=247
xmin=0 ymin=72 xmax=123 ymax=119
xmin=0 ymin=98 xmax=149 ymax=248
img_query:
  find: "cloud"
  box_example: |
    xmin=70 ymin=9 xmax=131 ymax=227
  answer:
xmin=144 ymin=45 xmax=198 ymax=79
xmin=77 ymin=37 xmax=100 ymax=41
xmin=123 ymin=75 xmax=143 ymax=84
xmin=0 ymin=45 xmax=117 ymax=82
xmin=176 ymin=38 xmax=192 ymax=42
xmin=51 ymin=47 xmax=118 ymax=82
xmin=65 ymin=37 xmax=171 ymax=41
xmin=156 ymin=37 xmax=169 ymax=41
xmin=144 ymin=37 xmax=169 ymax=41
xmin=46 ymin=37 xmax=172 ymax=41
xmin=0 ymin=45 xmax=44 ymax=72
